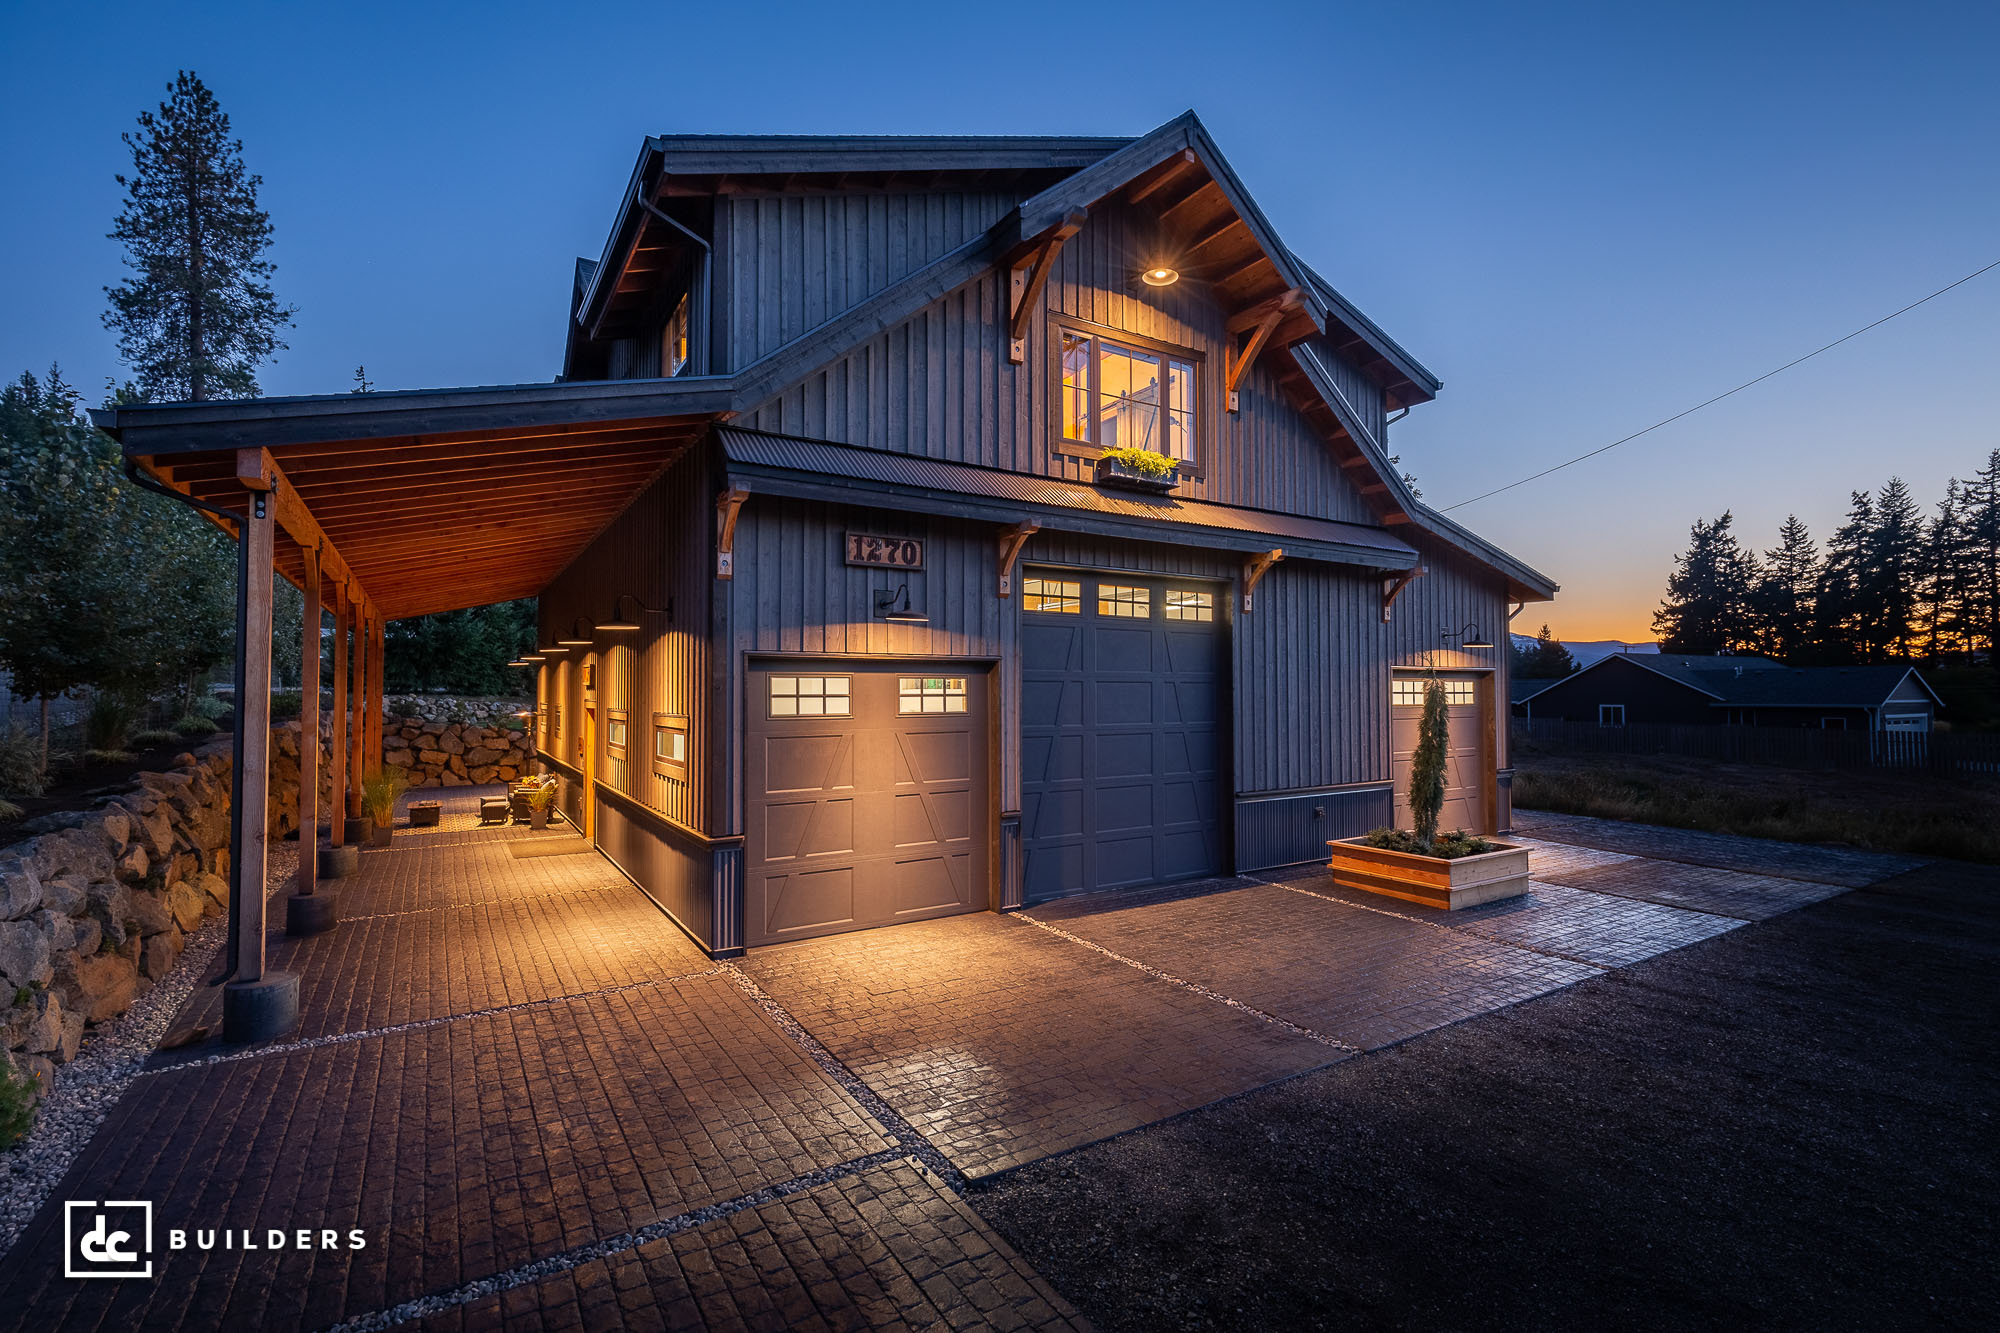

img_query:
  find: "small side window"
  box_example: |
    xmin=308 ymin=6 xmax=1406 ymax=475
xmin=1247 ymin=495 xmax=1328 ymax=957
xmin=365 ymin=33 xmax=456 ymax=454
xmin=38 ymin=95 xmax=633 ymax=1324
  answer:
xmin=606 ymin=709 xmax=628 ymax=756
xmin=1599 ymin=704 xmax=1625 ymax=728
xmin=652 ymin=713 xmax=689 ymax=780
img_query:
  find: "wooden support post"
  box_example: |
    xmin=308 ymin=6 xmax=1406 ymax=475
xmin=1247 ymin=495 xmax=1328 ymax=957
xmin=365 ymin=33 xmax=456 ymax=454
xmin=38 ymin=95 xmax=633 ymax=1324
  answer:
xmin=347 ymin=606 xmax=366 ymax=819
xmin=716 ymin=487 xmax=749 ymax=579
xmin=996 ymin=521 xmax=1040 ymax=597
xmin=1381 ymin=565 xmax=1426 ymax=623
xmin=1241 ymin=549 xmax=1284 ymax=614
xmin=295 ymin=548 xmax=321 ymax=897
xmin=328 ymin=587 xmax=348 ymax=847
xmin=235 ymin=483 xmax=276 ymax=982
xmin=367 ymin=616 xmax=385 ymax=782
xmin=1007 ymin=210 xmax=1087 ymax=363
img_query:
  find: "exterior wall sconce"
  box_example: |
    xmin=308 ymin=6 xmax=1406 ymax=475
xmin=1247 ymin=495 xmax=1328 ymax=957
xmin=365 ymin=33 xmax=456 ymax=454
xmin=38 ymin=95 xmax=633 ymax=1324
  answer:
xmin=557 ymin=618 xmax=594 ymax=647
xmin=597 ymin=593 xmax=672 ymax=632
xmin=1142 ymin=266 xmax=1179 ymax=287
xmin=1442 ymin=622 xmax=1494 ymax=649
xmin=873 ymin=584 xmax=927 ymax=623
xmin=537 ymin=645 xmax=568 ymax=655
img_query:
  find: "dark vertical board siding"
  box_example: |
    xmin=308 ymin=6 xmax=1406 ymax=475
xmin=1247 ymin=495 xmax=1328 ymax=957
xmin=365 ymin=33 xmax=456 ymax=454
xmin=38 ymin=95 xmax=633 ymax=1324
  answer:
xmin=743 ymin=200 xmax=1381 ymax=525
xmin=717 ymin=190 xmax=1027 ymax=369
xmin=1384 ymin=541 xmax=1512 ymax=769
xmin=538 ymin=448 xmax=713 ymax=832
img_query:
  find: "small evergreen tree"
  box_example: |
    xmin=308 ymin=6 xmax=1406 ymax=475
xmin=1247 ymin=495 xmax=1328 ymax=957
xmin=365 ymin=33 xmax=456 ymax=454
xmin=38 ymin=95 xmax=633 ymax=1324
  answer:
xmin=104 ymin=71 xmax=293 ymax=401
xmin=1408 ymin=678 xmax=1449 ymax=850
xmin=1513 ymin=624 xmax=1578 ymax=679
xmin=1653 ymin=512 xmax=1758 ymax=654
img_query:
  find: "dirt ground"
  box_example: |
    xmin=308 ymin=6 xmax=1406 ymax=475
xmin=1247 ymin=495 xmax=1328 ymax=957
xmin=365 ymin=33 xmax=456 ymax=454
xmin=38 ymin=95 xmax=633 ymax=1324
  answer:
xmin=1512 ymin=747 xmax=2000 ymax=863
xmin=971 ymin=859 xmax=1998 ymax=1331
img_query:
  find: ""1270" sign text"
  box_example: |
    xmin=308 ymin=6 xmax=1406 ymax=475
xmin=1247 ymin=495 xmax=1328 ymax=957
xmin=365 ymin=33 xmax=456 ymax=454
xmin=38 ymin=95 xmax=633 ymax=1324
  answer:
xmin=844 ymin=532 xmax=923 ymax=569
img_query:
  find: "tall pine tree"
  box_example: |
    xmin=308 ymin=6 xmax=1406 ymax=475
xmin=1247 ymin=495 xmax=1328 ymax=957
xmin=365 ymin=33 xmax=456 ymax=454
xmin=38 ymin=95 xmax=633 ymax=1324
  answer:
xmin=1870 ymin=477 xmax=1926 ymax=658
xmin=104 ymin=71 xmax=292 ymax=401
xmin=1751 ymin=514 xmax=1819 ymax=662
xmin=1652 ymin=512 xmax=1758 ymax=654
xmin=1962 ymin=449 xmax=2000 ymax=665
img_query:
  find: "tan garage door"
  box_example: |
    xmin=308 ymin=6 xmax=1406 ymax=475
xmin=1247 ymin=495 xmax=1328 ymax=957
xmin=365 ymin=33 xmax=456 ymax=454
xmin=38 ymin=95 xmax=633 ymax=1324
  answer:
xmin=1391 ymin=673 xmax=1494 ymax=836
xmin=745 ymin=662 xmax=989 ymax=947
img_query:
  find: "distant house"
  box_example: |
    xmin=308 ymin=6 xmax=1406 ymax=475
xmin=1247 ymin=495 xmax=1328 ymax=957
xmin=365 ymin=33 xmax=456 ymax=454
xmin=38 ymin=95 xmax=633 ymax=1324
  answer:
xmin=1512 ymin=654 xmax=1940 ymax=732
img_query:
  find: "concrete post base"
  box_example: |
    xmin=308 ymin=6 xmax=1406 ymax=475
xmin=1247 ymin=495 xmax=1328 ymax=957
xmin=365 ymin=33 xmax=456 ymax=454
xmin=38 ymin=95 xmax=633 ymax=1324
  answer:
xmin=222 ymin=973 xmax=301 ymax=1043
xmin=318 ymin=844 xmax=360 ymax=878
xmin=342 ymin=816 xmax=367 ymax=845
xmin=286 ymin=891 xmax=339 ymax=937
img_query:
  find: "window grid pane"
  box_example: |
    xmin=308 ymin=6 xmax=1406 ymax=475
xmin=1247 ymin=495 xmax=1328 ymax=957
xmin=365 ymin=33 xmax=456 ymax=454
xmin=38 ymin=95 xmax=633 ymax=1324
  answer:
xmin=1098 ymin=584 xmax=1150 ymax=618
xmin=1164 ymin=589 xmax=1214 ymax=622
xmin=769 ymin=675 xmax=851 ymax=717
xmin=1022 ymin=576 xmax=1081 ymax=613
xmin=1393 ymin=678 xmax=1476 ymax=705
xmin=898 ymin=676 xmax=969 ymax=715
xmin=1061 ymin=332 xmax=1094 ymax=443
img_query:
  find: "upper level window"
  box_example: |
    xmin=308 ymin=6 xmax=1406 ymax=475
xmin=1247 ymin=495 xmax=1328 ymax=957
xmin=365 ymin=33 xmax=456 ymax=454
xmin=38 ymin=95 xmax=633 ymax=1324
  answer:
xmin=1058 ymin=325 xmax=1198 ymax=464
xmin=662 ymin=295 xmax=690 ymax=377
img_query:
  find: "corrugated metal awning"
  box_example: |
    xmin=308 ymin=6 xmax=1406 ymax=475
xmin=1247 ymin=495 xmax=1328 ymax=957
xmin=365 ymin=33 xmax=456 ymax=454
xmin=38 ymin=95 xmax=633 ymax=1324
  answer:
xmin=717 ymin=427 xmax=1420 ymax=571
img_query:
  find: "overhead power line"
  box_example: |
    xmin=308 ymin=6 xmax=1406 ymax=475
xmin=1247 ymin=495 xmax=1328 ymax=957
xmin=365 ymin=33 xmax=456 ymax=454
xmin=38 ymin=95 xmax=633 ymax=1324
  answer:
xmin=1438 ymin=258 xmax=2000 ymax=513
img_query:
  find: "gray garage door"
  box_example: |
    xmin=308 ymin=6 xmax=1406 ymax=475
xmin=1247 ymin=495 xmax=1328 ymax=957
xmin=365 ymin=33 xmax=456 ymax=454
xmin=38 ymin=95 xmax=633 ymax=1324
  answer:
xmin=746 ymin=663 xmax=989 ymax=947
xmin=1020 ymin=573 xmax=1225 ymax=901
xmin=1391 ymin=672 xmax=1494 ymax=835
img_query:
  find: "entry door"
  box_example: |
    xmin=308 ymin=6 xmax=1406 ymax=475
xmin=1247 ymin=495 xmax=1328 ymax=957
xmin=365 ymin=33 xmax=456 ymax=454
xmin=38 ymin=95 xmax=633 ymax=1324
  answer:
xmin=1391 ymin=673 xmax=1493 ymax=835
xmin=745 ymin=663 xmax=989 ymax=947
xmin=1020 ymin=574 xmax=1225 ymax=900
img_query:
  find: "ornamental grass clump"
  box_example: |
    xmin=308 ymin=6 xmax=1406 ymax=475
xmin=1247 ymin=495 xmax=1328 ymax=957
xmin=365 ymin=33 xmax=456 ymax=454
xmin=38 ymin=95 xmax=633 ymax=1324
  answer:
xmin=361 ymin=769 xmax=408 ymax=828
xmin=0 ymin=1061 xmax=36 ymax=1149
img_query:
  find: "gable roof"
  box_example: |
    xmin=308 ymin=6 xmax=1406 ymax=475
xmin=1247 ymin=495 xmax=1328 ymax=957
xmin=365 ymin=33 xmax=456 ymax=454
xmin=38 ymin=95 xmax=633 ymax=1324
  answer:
xmin=1711 ymin=665 xmax=1943 ymax=711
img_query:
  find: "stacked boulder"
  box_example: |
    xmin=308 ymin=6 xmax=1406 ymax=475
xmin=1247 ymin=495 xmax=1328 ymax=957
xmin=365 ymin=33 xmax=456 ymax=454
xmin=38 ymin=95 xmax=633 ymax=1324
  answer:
xmin=383 ymin=719 xmax=531 ymax=788
xmin=2 ymin=745 xmax=232 ymax=1094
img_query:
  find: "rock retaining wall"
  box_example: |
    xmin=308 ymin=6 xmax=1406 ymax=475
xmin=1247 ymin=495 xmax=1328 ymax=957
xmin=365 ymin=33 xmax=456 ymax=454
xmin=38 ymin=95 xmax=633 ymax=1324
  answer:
xmin=382 ymin=717 xmax=532 ymax=788
xmin=3 ymin=743 xmax=233 ymax=1096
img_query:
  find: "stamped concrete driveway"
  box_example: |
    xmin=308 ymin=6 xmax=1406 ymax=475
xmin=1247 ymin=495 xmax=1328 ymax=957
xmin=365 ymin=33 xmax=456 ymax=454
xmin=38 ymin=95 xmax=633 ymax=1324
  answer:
xmin=0 ymin=796 xmax=1919 ymax=1331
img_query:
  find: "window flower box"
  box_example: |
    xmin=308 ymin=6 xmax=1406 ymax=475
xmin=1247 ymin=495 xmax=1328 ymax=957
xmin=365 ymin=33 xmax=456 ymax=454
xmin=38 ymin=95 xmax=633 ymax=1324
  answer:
xmin=1093 ymin=454 xmax=1180 ymax=493
xmin=1325 ymin=836 xmax=1529 ymax=911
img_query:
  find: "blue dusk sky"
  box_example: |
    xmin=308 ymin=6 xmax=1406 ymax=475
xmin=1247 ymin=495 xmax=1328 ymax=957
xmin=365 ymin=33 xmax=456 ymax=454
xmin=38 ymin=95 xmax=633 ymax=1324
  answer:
xmin=3 ymin=0 xmax=1995 ymax=640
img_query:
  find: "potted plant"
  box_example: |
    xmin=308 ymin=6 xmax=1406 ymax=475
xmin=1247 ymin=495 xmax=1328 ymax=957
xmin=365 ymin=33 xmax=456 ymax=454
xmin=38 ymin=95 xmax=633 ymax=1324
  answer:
xmin=1325 ymin=677 xmax=1529 ymax=909
xmin=1093 ymin=445 xmax=1180 ymax=493
xmin=359 ymin=769 xmax=408 ymax=847
xmin=523 ymin=781 xmax=556 ymax=830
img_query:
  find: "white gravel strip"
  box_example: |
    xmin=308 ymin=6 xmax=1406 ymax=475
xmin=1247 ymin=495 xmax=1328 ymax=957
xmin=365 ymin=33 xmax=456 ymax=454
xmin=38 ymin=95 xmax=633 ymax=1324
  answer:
xmin=1014 ymin=910 xmax=1362 ymax=1053
xmin=0 ymin=844 xmax=297 ymax=1259
xmin=314 ymin=1146 xmax=915 ymax=1333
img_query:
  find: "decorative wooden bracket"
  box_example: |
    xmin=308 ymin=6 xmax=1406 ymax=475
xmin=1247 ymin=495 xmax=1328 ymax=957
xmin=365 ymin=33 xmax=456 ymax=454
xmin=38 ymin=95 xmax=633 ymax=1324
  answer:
xmin=1241 ymin=549 xmax=1283 ymax=613
xmin=1008 ymin=210 xmax=1087 ymax=364
xmin=996 ymin=521 xmax=1040 ymax=597
xmin=1381 ymin=564 xmax=1426 ymax=623
xmin=1224 ymin=289 xmax=1302 ymax=413
xmin=715 ymin=487 xmax=749 ymax=580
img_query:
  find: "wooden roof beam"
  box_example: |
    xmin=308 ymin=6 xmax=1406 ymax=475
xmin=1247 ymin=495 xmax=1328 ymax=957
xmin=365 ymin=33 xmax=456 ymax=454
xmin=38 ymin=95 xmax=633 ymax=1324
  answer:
xmin=234 ymin=448 xmax=375 ymax=620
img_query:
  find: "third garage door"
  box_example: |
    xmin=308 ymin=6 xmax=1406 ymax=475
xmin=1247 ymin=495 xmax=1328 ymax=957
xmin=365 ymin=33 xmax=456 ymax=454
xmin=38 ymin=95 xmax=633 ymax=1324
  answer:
xmin=1020 ymin=573 xmax=1226 ymax=900
xmin=1391 ymin=672 xmax=1494 ymax=835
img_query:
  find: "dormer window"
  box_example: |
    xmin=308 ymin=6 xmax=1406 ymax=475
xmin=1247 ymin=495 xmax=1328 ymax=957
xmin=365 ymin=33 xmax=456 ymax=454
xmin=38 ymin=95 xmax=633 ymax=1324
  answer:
xmin=662 ymin=295 xmax=690 ymax=377
xmin=1055 ymin=320 xmax=1200 ymax=467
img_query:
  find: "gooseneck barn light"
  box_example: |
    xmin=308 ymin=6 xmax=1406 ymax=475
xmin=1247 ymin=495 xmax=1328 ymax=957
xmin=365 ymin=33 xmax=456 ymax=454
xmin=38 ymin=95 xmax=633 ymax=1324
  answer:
xmin=596 ymin=593 xmax=672 ymax=632
xmin=557 ymin=618 xmax=595 ymax=647
xmin=873 ymin=584 xmax=927 ymax=623
xmin=1441 ymin=622 xmax=1493 ymax=649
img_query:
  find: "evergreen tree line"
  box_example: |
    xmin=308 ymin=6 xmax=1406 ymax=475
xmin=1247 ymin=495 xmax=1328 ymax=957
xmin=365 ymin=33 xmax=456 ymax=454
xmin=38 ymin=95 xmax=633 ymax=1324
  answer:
xmin=1651 ymin=453 xmax=2000 ymax=665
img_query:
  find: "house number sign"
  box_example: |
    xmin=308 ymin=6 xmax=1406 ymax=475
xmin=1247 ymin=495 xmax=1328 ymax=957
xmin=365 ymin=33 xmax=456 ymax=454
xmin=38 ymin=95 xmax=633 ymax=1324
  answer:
xmin=844 ymin=532 xmax=923 ymax=570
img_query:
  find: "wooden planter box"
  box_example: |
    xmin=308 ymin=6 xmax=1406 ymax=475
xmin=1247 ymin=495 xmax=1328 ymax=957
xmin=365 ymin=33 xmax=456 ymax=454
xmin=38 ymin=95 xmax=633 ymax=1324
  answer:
xmin=1093 ymin=455 xmax=1180 ymax=492
xmin=408 ymin=801 xmax=442 ymax=828
xmin=1326 ymin=837 xmax=1530 ymax=911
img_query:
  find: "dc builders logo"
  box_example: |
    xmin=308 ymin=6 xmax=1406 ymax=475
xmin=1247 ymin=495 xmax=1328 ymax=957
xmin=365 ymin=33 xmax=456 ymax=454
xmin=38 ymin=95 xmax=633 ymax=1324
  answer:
xmin=64 ymin=1200 xmax=367 ymax=1279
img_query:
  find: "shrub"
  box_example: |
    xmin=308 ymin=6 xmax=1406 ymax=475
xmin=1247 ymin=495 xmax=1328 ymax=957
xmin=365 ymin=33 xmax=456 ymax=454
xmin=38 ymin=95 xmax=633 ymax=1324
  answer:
xmin=174 ymin=714 xmax=220 ymax=738
xmin=0 ymin=798 xmax=22 ymax=823
xmin=1408 ymin=677 xmax=1449 ymax=849
xmin=1099 ymin=444 xmax=1177 ymax=478
xmin=388 ymin=698 xmax=421 ymax=719
xmin=0 ymin=1060 xmax=36 ymax=1149
xmin=269 ymin=690 xmax=302 ymax=719
xmin=191 ymin=693 xmax=230 ymax=720
xmin=85 ymin=694 xmax=138 ymax=752
xmin=1361 ymin=826 xmax=1495 ymax=859
xmin=84 ymin=749 xmax=136 ymax=766
xmin=0 ymin=732 xmax=45 ymax=799
xmin=130 ymin=728 xmax=182 ymax=749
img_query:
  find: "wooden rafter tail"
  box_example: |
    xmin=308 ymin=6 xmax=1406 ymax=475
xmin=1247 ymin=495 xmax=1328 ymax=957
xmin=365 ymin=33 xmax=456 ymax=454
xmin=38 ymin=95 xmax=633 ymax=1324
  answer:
xmin=715 ymin=487 xmax=750 ymax=580
xmin=1007 ymin=209 xmax=1087 ymax=364
xmin=1381 ymin=564 xmax=1426 ymax=623
xmin=995 ymin=521 xmax=1040 ymax=597
xmin=1241 ymin=548 xmax=1283 ymax=613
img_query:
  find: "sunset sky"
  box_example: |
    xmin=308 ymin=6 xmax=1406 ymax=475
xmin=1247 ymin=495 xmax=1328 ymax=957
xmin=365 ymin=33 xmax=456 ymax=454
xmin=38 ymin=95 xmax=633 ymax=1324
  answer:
xmin=3 ymin=1 xmax=1995 ymax=642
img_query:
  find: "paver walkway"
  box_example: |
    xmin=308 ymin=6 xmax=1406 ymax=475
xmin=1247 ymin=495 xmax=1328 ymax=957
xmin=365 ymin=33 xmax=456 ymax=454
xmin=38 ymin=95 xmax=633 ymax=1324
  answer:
xmin=0 ymin=794 xmax=1920 ymax=1331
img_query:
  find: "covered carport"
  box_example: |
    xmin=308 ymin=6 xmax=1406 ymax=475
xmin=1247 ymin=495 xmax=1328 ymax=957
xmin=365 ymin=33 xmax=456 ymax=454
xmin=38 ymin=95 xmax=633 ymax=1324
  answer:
xmin=94 ymin=378 xmax=728 ymax=1039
